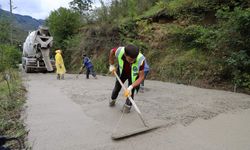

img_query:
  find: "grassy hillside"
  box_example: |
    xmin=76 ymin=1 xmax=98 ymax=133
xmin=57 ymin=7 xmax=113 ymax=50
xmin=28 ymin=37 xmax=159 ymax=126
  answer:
xmin=48 ymin=0 xmax=250 ymax=93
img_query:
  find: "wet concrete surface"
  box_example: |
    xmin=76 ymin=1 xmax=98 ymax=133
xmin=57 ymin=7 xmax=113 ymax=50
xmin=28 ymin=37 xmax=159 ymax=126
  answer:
xmin=24 ymin=73 xmax=250 ymax=150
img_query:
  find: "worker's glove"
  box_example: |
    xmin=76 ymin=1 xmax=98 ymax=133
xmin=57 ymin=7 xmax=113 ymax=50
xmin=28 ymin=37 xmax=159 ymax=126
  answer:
xmin=124 ymin=85 xmax=133 ymax=97
xmin=109 ymin=64 xmax=116 ymax=74
xmin=59 ymin=65 xmax=62 ymax=69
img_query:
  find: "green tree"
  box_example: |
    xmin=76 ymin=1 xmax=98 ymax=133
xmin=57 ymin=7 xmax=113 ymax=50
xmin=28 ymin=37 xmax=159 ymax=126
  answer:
xmin=216 ymin=8 xmax=250 ymax=89
xmin=0 ymin=18 xmax=10 ymax=44
xmin=95 ymin=0 xmax=109 ymax=22
xmin=46 ymin=7 xmax=81 ymax=66
xmin=0 ymin=10 xmax=10 ymax=44
xmin=69 ymin=0 xmax=93 ymax=24
xmin=92 ymin=0 xmax=158 ymax=24
xmin=128 ymin=0 xmax=137 ymax=18
xmin=108 ymin=0 xmax=120 ymax=22
xmin=46 ymin=7 xmax=81 ymax=44
xmin=69 ymin=0 xmax=93 ymax=15
xmin=0 ymin=44 xmax=21 ymax=72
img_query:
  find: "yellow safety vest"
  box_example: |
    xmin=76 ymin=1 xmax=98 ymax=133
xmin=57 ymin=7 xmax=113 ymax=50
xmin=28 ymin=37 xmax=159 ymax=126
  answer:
xmin=115 ymin=47 xmax=145 ymax=83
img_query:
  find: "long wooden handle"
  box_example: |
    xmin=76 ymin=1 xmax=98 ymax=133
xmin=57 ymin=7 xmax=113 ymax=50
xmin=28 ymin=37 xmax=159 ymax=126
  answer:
xmin=113 ymin=72 xmax=148 ymax=127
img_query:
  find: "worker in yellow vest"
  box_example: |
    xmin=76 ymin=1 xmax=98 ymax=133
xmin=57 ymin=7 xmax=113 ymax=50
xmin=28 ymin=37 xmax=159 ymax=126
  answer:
xmin=55 ymin=49 xmax=66 ymax=80
xmin=109 ymin=44 xmax=146 ymax=113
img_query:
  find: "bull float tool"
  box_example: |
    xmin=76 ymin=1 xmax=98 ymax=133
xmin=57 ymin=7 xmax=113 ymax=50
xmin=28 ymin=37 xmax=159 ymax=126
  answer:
xmin=111 ymin=71 xmax=161 ymax=140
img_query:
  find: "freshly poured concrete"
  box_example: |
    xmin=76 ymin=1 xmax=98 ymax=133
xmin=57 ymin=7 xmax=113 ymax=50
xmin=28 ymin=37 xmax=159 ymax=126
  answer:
xmin=24 ymin=73 xmax=250 ymax=150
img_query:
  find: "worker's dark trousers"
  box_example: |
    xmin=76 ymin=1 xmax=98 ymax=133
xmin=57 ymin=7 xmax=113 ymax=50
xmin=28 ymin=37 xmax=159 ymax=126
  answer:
xmin=111 ymin=71 xmax=135 ymax=106
xmin=86 ymin=66 xmax=96 ymax=79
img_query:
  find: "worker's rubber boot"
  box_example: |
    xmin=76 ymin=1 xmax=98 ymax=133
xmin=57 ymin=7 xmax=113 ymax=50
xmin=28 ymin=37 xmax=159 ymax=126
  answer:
xmin=121 ymin=104 xmax=131 ymax=113
xmin=57 ymin=74 xmax=60 ymax=80
xmin=61 ymin=74 xmax=64 ymax=80
xmin=109 ymin=99 xmax=116 ymax=107
xmin=140 ymin=86 xmax=144 ymax=93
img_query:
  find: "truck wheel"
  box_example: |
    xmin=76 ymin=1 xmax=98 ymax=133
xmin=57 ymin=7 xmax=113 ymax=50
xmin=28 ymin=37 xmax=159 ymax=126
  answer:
xmin=22 ymin=60 xmax=26 ymax=69
xmin=42 ymin=69 xmax=47 ymax=73
xmin=24 ymin=66 xmax=28 ymax=73
xmin=24 ymin=66 xmax=31 ymax=73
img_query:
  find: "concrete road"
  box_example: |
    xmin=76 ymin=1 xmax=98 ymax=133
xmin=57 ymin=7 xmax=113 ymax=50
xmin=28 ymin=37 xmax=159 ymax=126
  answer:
xmin=24 ymin=73 xmax=250 ymax=150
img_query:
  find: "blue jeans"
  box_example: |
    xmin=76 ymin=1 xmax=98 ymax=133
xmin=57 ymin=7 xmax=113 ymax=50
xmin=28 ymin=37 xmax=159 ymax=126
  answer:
xmin=111 ymin=70 xmax=135 ymax=106
xmin=86 ymin=66 xmax=96 ymax=79
xmin=141 ymin=71 xmax=149 ymax=87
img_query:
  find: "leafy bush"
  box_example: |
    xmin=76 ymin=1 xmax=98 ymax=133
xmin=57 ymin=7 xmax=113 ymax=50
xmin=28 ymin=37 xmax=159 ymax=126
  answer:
xmin=216 ymin=7 xmax=250 ymax=52
xmin=0 ymin=19 xmax=10 ymax=43
xmin=119 ymin=19 xmax=138 ymax=39
xmin=169 ymin=25 xmax=217 ymax=50
xmin=46 ymin=7 xmax=81 ymax=66
xmin=0 ymin=71 xmax=27 ymax=148
xmin=157 ymin=48 xmax=209 ymax=83
xmin=226 ymin=50 xmax=250 ymax=89
xmin=0 ymin=44 xmax=21 ymax=72
xmin=92 ymin=55 xmax=108 ymax=75
xmin=163 ymin=0 xmax=212 ymax=23
xmin=166 ymin=7 xmax=250 ymax=90
xmin=216 ymin=8 xmax=250 ymax=89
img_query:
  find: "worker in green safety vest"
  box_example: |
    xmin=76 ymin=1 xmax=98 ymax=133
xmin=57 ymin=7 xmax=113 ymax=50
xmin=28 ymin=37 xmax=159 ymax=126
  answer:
xmin=109 ymin=44 xmax=146 ymax=113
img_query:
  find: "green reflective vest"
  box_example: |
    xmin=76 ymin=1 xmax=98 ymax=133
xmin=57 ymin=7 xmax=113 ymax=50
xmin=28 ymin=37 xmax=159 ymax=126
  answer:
xmin=115 ymin=47 xmax=145 ymax=83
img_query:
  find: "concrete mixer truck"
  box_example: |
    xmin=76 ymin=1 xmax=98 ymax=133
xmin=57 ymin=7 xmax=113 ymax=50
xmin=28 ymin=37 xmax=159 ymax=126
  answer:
xmin=22 ymin=26 xmax=55 ymax=73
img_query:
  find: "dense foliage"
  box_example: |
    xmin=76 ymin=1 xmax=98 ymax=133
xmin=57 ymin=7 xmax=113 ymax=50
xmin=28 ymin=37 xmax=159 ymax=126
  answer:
xmin=45 ymin=0 xmax=249 ymax=92
xmin=46 ymin=7 xmax=81 ymax=66
xmin=0 ymin=19 xmax=11 ymax=43
xmin=0 ymin=10 xmax=26 ymax=148
xmin=0 ymin=71 xmax=26 ymax=149
xmin=0 ymin=45 xmax=21 ymax=72
xmin=46 ymin=7 xmax=81 ymax=44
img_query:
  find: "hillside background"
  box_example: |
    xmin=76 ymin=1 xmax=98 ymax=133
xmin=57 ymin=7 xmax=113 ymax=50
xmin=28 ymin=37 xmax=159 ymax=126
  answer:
xmin=0 ymin=9 xmax=44 ymax=44
xmin=46 ymin=0 xmax=249 ymax=93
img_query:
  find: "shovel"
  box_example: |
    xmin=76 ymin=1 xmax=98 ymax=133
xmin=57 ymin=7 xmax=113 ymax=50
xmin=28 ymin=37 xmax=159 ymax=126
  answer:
xmin=111 ymin=71 xmax=161 ymax=140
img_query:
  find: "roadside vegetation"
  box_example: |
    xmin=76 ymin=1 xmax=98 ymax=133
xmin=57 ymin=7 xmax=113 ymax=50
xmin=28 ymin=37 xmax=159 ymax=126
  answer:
xmin=0 ymin=19 xmax=27 ymax=149
xmin=0 ymin=70 xmax=26 ymax=149
xmin=45 ymin=0 xmax=250 ymax=93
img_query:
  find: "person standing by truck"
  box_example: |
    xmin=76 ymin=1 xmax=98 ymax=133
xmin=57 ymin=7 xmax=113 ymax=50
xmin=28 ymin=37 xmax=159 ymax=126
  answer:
xmin=55 ymin=49 xmax=66 ymax=80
